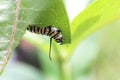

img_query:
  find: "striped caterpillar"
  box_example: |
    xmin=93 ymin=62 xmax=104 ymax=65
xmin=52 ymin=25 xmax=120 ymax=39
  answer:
xmin=27 ymin=25 xmax=64 ymax=60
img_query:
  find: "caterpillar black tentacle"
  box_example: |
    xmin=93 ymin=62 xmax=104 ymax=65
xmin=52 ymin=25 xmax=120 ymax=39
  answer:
xmin=27 ymin=25 xmax=64 ymax=60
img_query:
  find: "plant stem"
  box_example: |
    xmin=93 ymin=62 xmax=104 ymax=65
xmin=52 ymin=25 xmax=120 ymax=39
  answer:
xmin=53 ymin=43 xmax=71 ymax=80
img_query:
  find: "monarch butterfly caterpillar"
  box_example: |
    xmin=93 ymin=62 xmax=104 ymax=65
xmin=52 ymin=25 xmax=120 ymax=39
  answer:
xmin=27 ymin=25 xmax=64 ymax=60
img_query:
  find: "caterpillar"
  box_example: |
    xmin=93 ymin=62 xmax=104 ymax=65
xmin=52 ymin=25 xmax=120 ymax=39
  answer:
xmin=27 ymin=25 xmax=64 ymax=60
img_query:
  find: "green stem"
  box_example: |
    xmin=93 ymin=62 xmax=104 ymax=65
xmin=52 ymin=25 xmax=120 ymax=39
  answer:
xmin=53 ymin=43 xmax=71 ymax=80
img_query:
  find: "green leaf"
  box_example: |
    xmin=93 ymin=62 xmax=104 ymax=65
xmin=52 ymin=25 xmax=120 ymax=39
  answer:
xmin=0 ymin=0 xmax=70 ymax=74
xmin=20 ymin=0 xmax=71 ymax=43
xmin=0 ymin=0 xmax=17 ymax=73
xmin=68 ymin=0 xmax=120 ymax=54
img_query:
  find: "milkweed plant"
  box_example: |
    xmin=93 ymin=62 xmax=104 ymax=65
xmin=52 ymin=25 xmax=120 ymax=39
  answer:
xmin=0 ymin=0 xmax=120 ymax=80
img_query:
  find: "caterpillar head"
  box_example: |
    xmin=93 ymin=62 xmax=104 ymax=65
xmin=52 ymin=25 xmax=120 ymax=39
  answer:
xmin=55 ymin=37 xmax=64 ymax=45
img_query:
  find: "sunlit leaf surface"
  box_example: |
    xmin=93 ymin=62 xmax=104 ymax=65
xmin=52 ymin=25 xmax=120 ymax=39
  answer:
xmin=69 ymin=0 xmax=120 ymax=54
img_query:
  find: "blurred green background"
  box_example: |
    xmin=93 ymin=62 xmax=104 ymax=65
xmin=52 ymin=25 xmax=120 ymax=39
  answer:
xmin=1 ymin=0 xmax=120 ymax=80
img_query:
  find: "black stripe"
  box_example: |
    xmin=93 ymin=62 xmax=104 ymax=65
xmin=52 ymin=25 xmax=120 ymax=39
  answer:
xmin=30 ymin=26 xmax=32 ymax=32
xmin=28 ymin=25 xmax=32 ymax=32
xmin=27 ymin=27 xmax=29 ymax=30
xmin=40 ymin=28 xmax=42 ymax=34
xmin=52 ymin=32 xmax=59 ymax=39
xmin=34 ymin=25 xmax=36 ymax=33
xmin=47 ymin=26 xmax=52 ymax=36
xmin=44 ymin=27 xmax=46 ymax=34
xmin=52 ymin=30 xmax=61 ymax=39
xmin=48 ymin=31 xmax=55 ymax=37
xmin=37 ymin=27 xmax=40 ymax=33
